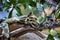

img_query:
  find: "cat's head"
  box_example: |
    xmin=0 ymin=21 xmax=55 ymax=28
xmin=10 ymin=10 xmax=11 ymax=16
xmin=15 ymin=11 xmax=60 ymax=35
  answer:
xmin=27 ymin=12 xmax=37 ymax=21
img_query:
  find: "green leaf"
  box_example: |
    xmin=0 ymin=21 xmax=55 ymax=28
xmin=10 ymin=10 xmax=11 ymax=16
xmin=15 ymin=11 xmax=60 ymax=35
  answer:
xmin=10 ymin=0 xmax=16 ymax=5
xmin=16 ymin=3 xmax=21 ymax=7
xmin=57 ymin=14 xmax=60 ymax=19
xmin=3 ymin=0 xmax=7 ymax=3
xmin=3 ymin=1 xmax=11 ymax=10
xmin=26 ymin=5 xmax=33 ymax=13
xmin=36 ymin=0 xmax=45 ymax=4
xmin=0 ymin=0 xmax=2 ymax=3
xmin=46 ymin=34 xmax=54 ymax=40
xmin=15 ymin=6 xmax=22 ymax=16
xmin=48 ymin=27 xmax=51 ymax=32
xmin=8 ymin=8 xmax=13 ymax=18
xmin=55 ymin=3 xmax=60 ymax=19
xmin=4 ymin=7 xmax=9 ymax=12
xmin=18 ymin=0 xmax=36 ymax=7
xmin=18 ymin=0 xmax=26 ymax=3
xmin=29 ymin=1 xmax=36 ymax=7
xmin=57 ymin=33 xmax=60 ymax=38
xmin=23 ymin=3 xmax=27 ymax=8
xmin=37 ymin=15 xmax=46 ymax=24
xmin=50 ymin=29 xmax=57 ymax=36
xmin=0 ymin=8 xmax=3 ymax=11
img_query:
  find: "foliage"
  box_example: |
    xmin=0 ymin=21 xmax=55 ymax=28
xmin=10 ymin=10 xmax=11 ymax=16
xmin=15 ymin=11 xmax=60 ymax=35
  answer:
xmin=38 ymin=15 xmax=46 ymax=24
xmin=46 ymin=34 xmax=54 ymax=40
xmin=0 ymin=0 xmax=60 ymax=19
xmin=57 ymin=33 xmax=60 ymax=38
xmin=50 ymin=29 xmax=57 ymax=36
xmin=2 ymin=0 xmax=23 ymax=18
xmin=46 ymin=28 xmax=60 ymax=40
xmin=55 ymin=3 xmax=60 ymax=19
xmin=0 ymin=0 xmax=46 ymax=18
xmin=0 ymin=8 xmax=3 ymax=11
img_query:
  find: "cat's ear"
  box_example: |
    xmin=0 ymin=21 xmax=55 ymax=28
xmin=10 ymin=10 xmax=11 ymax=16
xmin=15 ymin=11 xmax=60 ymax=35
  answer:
xmin=27 ymin=12 xmax=37 ymax=20
xmin=27 ymin=12 xmax=33 ymax=17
